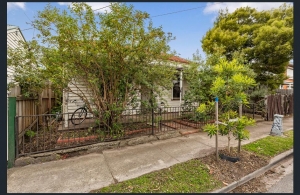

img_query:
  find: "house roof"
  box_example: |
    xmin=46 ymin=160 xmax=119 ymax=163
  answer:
xmin=7 ymin=24 xmax=26 ymax=42
xmin=7 ymin=24 xmax=19 ymax=31
xmin=168 ymin=56 xmax=190 ymax=64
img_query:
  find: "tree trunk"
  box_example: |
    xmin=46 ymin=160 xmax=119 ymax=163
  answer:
xmin=227 ymin=112 xmax=230 ymax=153
xmin=228 ymin=133 xmax=231 ymax=153
xmin=215 ymin=98 xmax=219 ymax=161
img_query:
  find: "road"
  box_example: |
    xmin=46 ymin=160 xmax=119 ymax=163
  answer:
xmin=264 ymin=155 xmax=293 ymax=193
xmin=267 ymin=172 xmax=293 ymax=193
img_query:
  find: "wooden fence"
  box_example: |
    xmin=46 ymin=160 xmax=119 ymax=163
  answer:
xmin=266 ymin=94 xmax=293 ymax=121
xmin=14 ymin=86 xmax=57 ymax=139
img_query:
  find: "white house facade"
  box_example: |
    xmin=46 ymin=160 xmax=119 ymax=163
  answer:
xmin=62 ymin=56 xmax=192 ymax=127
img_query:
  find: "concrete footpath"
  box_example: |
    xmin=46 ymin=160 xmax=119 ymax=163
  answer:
xmin=7 ymin=117 xmax=293 ymax=193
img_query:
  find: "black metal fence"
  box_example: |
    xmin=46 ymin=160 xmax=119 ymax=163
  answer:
xmin=242 ymin=101 xmax=266 ymax=120
xmin=15 ymin=106 xmax=214 ymax=157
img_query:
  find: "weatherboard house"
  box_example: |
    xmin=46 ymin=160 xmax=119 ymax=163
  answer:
xmin=7 ymin=24 xmax=27 ymax=96
xmin=62 ymin=56 xmax=192 ymax=127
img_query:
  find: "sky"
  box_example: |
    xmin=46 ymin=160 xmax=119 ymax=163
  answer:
xmin=7 ymin=2 xmax=291 ymax=61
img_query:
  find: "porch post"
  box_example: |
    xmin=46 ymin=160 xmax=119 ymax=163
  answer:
xmin=63 ymin=88 xmax=69 ymax=128
xmin=179 ymin=67 xmax=183 ymax=116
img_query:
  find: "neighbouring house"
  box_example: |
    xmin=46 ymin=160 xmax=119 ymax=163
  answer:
xmin=7 ymin=24 xmax=26 ymax=96
xmin=62 ymin=55 xmax=192 ymax=127
xmin=280 ymin=63 xmax=293 ymax=89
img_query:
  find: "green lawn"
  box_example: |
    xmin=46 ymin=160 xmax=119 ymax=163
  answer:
xmin=242 ymin=130 xmax=293 ymax=157
xmin=91 ymin=159 xmax=223 ymax=193
xmin=91 ymin=130 xmax=294 ymax=193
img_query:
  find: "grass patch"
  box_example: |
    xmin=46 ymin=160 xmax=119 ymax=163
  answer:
xmin=242 ymin=130 xmax=293 ymax=157
xmin=90 ymin=159 xmax=223 ymax=193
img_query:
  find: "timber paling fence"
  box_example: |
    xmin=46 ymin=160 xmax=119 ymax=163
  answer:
xmin=242 ymin=92 xmax=293 ymax=121
xmin=266 ymin=94 xmax=293 ymax=121
xmin=15 ymin=106 xmax=214 ymax=157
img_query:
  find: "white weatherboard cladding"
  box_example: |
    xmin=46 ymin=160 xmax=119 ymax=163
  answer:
xmin=7 ymin=27 xmax=26 ymax=88
xmin=66 ymin=79 xmax=142 ymax=115
xmin=63 ymin=79 xmax=94 ymax=127
xmin=67 ymin=79 xmax=94 ymax=115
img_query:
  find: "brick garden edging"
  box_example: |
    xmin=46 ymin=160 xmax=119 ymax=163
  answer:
xmin=14 ymin=130 xmax=182 ymax=167
xmin=56 ymin=128 xmax=158 ymax=145
xmin=57 ymin=135 xmax=99 ymax=144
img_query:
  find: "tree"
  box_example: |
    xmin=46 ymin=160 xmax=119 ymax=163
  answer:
xmin=201 ymin=3 xmax=293 ymax=91
xmin=202 ymin=57 xmax=256 ymax=157
xmin=183 ymin=47 xmax=226 ymax=106
xmin=7 ymin=2 xmax=177 ymax=132
xmin=183 ymin=50 xmax=214 ymax=105
xmin=183 ymin=46 xmax=243 ymax=106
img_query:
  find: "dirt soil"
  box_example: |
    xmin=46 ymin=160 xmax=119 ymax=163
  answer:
xmin=199 ymin=147 xmax=271 ymax=193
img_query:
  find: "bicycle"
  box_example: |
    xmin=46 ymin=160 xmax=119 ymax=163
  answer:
xmin=71 ymin=100 xmax=88 ymax=125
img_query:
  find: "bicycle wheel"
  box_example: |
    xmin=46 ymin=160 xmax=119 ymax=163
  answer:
xmin=71 ymin=107 xmax=87 ymax=125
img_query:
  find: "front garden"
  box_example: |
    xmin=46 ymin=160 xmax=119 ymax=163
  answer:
xmin=16 ymin=106 xmax=214 ymax=157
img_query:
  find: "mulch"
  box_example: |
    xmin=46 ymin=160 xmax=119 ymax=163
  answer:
xmin=198 ymin=147 xmax=270 ymax=192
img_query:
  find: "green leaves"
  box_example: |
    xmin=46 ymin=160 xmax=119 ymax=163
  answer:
xmin=232 ymin=73 xmax=256 ymax=88
xmin=203 ymin=114 xmax=255 ymax=142
xmin=211 ymin=77 xmax=226 ymax=96
xmin=196 ymin=103 xmax=207 ymax=114
xmin=203 ymin=124 xmax=218 ymax=138
xmin=233 ymin=116 xmax=255 ymax=140
xmin=183 ymin=50 xmax=216 ymax=104
xmin=210 ymin=58 xmax=256 ymax=102
xmin=202 ymin=3 xmax=293 ymax=90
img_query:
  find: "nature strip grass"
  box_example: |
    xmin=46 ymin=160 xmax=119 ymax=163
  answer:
xmin=91 ymin=130 xmax=293 ymax=193
xmin=242 ymin=130 xmax=293 ymax=157
xmin=91 ymin=159 xmax=223 ymax=193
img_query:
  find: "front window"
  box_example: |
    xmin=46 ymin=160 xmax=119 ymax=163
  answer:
xmin=173 ymin=75 xmax=180 ymax=100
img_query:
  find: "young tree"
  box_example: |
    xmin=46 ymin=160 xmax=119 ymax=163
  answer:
xmin=202 ymin=57 xmax=256 ymax=156
xmin=201 ymin=3 xmax=293 ymax=91
xmin=7 ymin=2 xmax=177 ymax=131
